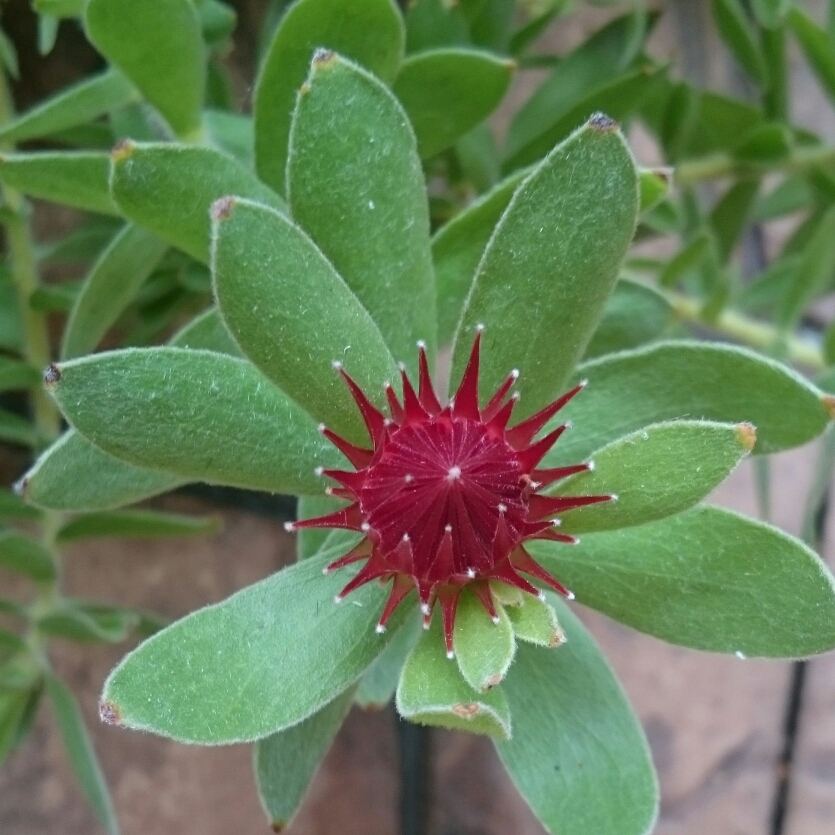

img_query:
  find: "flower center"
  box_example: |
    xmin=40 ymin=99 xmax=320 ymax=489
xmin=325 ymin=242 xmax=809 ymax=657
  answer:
xmin=359 ymin=417 xmax=525 ymax=577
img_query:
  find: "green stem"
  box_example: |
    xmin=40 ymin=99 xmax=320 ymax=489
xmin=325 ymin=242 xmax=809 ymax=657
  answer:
xmin=676 ymin=143 xmax=835 ymax=186
xmin=667 ymin=291 xmax=826 ymax=372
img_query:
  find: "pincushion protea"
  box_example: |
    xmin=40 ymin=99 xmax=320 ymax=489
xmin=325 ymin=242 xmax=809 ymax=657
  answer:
xmin=287 ymin=328 xmax=614 ymax=656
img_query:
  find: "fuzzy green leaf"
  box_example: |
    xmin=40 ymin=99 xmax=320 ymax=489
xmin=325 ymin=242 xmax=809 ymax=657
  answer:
xmin=254 ymin=0 xmax=404 ymax=194
xmin=505 ymin=594 xmax=564 ymax=648
xmin=453 ymin=589 xmax=515 ymax=692
xmin=46 ymin=348 xmax=340 ymax=496
xmin=168 ymin=306 xmax=240 ymax=355
xmin=61 ymin=224 xmax=168 ymax=359
xmin=255 ymin=689 xmax=354 ymax=831
xmin=555 ymin=420 xmax=752 ymax=533
xmin=0 ymin=68 xmax=137 ymax=145
xmin=288 ymin=52 xmax=436 ymax=373
xmin=0 ymin=530 xmax=55 ymax=582
xmin=20 ymin=430 xmax=185 ymax=513
xmin=393 ymin=48 xmax=513 ymax=159
xmin=396 ymin=616 xmax=511 ymax=739
xmin=432 ymin=168 xmax=526 ymax=345
xmin=546 ymin=341 xmax=832 ymax=466
xmin=101 ymin=546 xmax=403 ymax=742
xmin=212 ymin=197 xmax=398 ymax=443
xmin=56 ymin=509 xmax=218 ymax=544
xmin=109 ymin=141 xmax=286 ymax=263
xmin=534 ymin=507 xmax=835 ymax=657
xmin=497 ymin=600 xmax=657 ymax=835
xmin=85 ymin=0 xmax=205 ymax=138
xmin=0 ymin=152 xmax=116 ymax=215
xmin=46 ymin=675 xmax=119 ymax=835
xmin=451 ymin=117 xmax=638 ymax=419
xmin=584 ymin=278 xmax=672 ymax=359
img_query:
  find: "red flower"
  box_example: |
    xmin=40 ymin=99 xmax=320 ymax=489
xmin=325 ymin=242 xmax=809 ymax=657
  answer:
xmin=288 ymin=328 xmax=613 ymax=656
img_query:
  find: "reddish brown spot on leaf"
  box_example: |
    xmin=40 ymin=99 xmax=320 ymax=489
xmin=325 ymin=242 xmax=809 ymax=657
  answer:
xmin=587 ymin=112 xmax=618 ymax=133
xmin=736 ymin=422 xmax=757 ymax=452
xmin=43 ymin=364 xmax=62 ymax=386
xmin=99 ymin=699 xmax=122 ymax=725
xmin=111 ymin=139 xmax=135 ymax=162
xmin=452 ymin=703 xmax=480 ymax=718
xmin=823 ymin=395 xmax=835 ymax=420
xmin=211 ymin=196 xmax=237 ymax=222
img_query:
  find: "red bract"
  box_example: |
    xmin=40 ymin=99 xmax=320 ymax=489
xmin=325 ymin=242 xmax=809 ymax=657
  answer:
xmin=288 ymin=329 xmax=614 ymax=656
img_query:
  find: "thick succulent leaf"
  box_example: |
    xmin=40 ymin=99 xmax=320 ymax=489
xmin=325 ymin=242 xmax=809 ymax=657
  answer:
xmin=0 ymin=530 xmax=55 ymax=582
xmin=432 ymin=168 xmax=526 ymax=345
xmin=61 ymin=224 xmax=168 ymax=359
xmin=505 ymin=594 xmax=564 ymax=648
xmin=101 ymin=547 xmax=403 ymax=742
xmin=545 ymin=341 xmax=833 ymax=466
xmin=255 ymin=689 xmax=354 ymax=831
xmin=393 ymin=48 xmax=513 ymax=159
xmin=204 ymin=110 xmax=253 ymax=167
xmin=168 ymin=307 xmax=240 ymax=355
xmin=355 ymin=608 xmax=422 ymax=709
xmin=288 ymin=52 xmax=436 ymax=372
xmin=396 ymin=616 xmax=511 ymax=739
xmin=254 ymin=0 xmax=404 ymax=194
xmin=534 ymin=507 xmax=835 ymax=657
xmin=497 ymin=599 xmax=658 ymax=835
xmin=405 ymin=0 xmax=469 ymax=53
xmin=0 ymin=152 xmax=116 ymax=215
xmin=212 ymin=197 xmax=398 ymax=443
xmin=109 ymin=142 xmax=286 ymax=263
xmin=56 ymin=509 xmax=219 ymax=544
xmin=453 ymin=589 xmax=515 ymax=692
xmin=19 ymin=430 xmax=185 ymax=513
xmin=0 ymin=67 xmax=137 ymax=145
xmin=85 ymin=0 xmax=205 ymax=138
xmin=554 ymin=420 xmax=752 ymax=533
xmin=45 ymin=348 xmax=340 ymax=496
xmin=451 ymin=117 xmax=638 ymax=418
xmin=45 ymin=675 xmax=119 ymax=835
xmin=584 ymin=278 xmax=672 ymax=359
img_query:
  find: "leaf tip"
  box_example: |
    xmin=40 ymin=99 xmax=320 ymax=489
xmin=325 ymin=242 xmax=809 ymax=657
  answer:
xmin=271 ymin=822 xmax=287 ymax=833
xmin=481 ymin=673 xmax=502 ymax=691
xmin=451 ymin=702 xmax=480 ymax=718
xmin=587 ymin=112 xmax=619 ymax=134
xmin=12 ymin=474 xmax=29 ymax=498
xmin=43 ymin=363 xmax=62 ymax=387
xmin=736 ymin=422 xmax=757 ymax=451
xmin=111 ymin=138 xmax=135 ymax=163
xmin=99 ymin=699 xmax=122 ymax=726
xmin=211 ymin=196 xmax=237 ymax=222
xmin=823 ymin=395 xmax=835 ymax=420
xmin=312 ymin=47 xmax=337 ymax=70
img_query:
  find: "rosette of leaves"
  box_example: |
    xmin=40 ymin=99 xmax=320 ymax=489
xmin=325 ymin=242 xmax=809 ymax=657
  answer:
xmin=17 ymin=37 xmax=835 ymax=833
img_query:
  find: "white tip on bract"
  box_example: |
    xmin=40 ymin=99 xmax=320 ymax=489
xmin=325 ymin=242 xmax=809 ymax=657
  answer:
xmin=567 ymin=591 xmax=576 ymax=601
xmin=405 ymin=474 xmax=414 ymax=482
xmin=398 ymin=361 xmax=407 ymax=372
xmin=331 ymin=360 xmax=343 ymax=370
xmin=565 ymin=420 xmax=573 ymax=430
xmin=735 ymin=651 xmax=746 ymax=660
xmin=587 ymin=460 xmax=595 ymax=472
xmin=334 ymin=595 xmax=343 ymax=604
xmin=325 ymin=487 xmax=334 ymax=496
xmin=538 ymin=592 xmax=547 ymax=602
xmin=376 ymin=623 xmax=386 ymax=634
xmin=417 ymin=339 xmax=426 ymax=349
xmin=314 ymin=466 xmax=324 ymax=476
xmin=467 ymin=568 xmax=476 ymax=578
xmin=446 ymin=650 xmax=455 ymax=659
xmin=360 ymin=522 xmax=371 ymax=532
xmin=445 ymin=524 xmax=453 ymax=533
xmin=579 ymin=378 xmax=589 ymax=388
xmin=422 ymin=620 xmax=430 ymax=630
xmin=476 ymin=322 xmax=485 ymax=332
xmin=610 ymin=493 xmax=619 ymax=501
xmin=317 ymin=423 xmax=326 ymax=433
xmin=552 ymin=519 xmax=562 ymax=527
xmin=283 ymin=521 xmax=295 ymax=532
xmin=420 ymin=603 xmax=431 ymax=615
xmin=511 ymin=369 xmax=520 ymax=379
xmin=322 ymin=566 xmax=330 ymax=575
xmin=572 ymin=537 xmax=581 ymax=545
xmin=511 ymin=392 xmax=521 ymax=401
xmin=402 ymin=533 xmax=410 ymax=542
xmin=498 ymin=503 xmax=507 ymax=514
xmin=491 ymin=616 xmax=500 ymax=625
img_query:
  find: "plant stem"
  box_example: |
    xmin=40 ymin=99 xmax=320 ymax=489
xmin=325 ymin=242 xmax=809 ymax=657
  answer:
xmin=667 ymin=291 xmax=826 ymax=372
xmin=676 ymin=143 xmax=835 ymax=186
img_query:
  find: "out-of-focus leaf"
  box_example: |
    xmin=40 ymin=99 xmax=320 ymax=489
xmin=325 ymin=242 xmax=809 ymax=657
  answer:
xmin=710 ymin=180 xmax=759 ymax=262
xmin=56 ymin=509 xmax=219 ymax=544
xmin=0 ymin=408 xmax=39 ymax=449
xmin=204 ymin=110 xmax=253 ymax=167
xmin=405 ymin=0 xmax=469 ymax=53
xmin=0 ymin=530 xmax=55 ymax=582
xmin=38 ymin=601 xmax=140 ymax=644
xmin=0 ymin=356 xmax=40 ymax=392
xmin=789 ymin=7 xmax=835 ymax=103
xmin=711 ymin=0 xmax=766 ymax=82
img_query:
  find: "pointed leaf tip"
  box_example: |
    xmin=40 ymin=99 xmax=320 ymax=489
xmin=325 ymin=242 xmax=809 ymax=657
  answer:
xmin=43 ymin=363 xmax=61 ymax=386
xmin=587 ymin=112 xmax=619 ymax=132
xmin=736 ymin=422 xmax=757 ymax=451
xmin=111 ymin=138 xmax=134 ymax=162
xmin=211 ymin=196 xmax=236 ymax=222
xmin=823 ymin=394 xmax=835 ymax=419
xmin=312 ymin=48 xmax=336 ymax=68
xmin=98 ymin=699 xmax=121 ymax=725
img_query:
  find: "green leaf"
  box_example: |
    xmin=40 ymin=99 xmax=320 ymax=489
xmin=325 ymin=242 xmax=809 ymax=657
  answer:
xmin=554 ymin=420 xmax=752 ymax=533
xmin=40 ymin=216 xmax=124 ymax=264
xmin=393 ymin=48 xmax=513 ymax=159
xmin=545 ymin=341 xmax=832 ymax=466
xmin=0 ymin=272 xmax=22 ymax=351
xmin=296 ymin=495 xmax=345 ymax=559
xmin=0 ymin=407 xmax=39 ymax=448
xmin=405 ymin=0 xmax=469 ymax=53
xmin=534 ymin=507 xmax=835 ymax=657
xmin=0 ymin=356 xmax=40 ymax=392
xmin=0 ymin=530 xmax=55 ymax=582
xmin=85 ymin=0 xmax=205 ymax=138
xmin=0 ymin=26 xmax=19 ymax=80
xmin=778 ymin=204 xmax=835 ymax=329
xmin=355 ymin=608 xmax=422 ymax=709
xmin=451 ymin=117 xmax=638 ymax=420
xmin=638 ymin=167 xmax=671 ymax=212
xmin=46 ymin=675 xmax=119 ymax=835
xmin=199 ymin=0 xmax=237 ymax=47
xmin=39 ymin=601 xmax=140 ymax=644
xmin=584 ymin=278 xmax=672 ymax=359
xmin=20 ymin=429 xmax=185 ymax=512
xmin=754 ymin=177 xmax=813 ymax=221
xmin=38 ymin=14 xmax=59 ymax=55
xmin=288 ymin=52 xmax=436 ymax=371
xmin=453 ymin=589 xmax=515 ymax=692
xmin=733 ymin=122 xmax=792 ymax=163
xmin=433 ymin=168 xmax=527 ymax=345
xmin=711 ymin=0 xmax=767 ymax=83
xmin=751 ymin=0 xmax=792 ymax=28
xmin=34 ymin=0 xmax=84 ymax=17
xmin=61 ymin=224 xmax=168 ymax=359
xmin=169 ymin=306 xmax=240 ymax=355
xmin=0 ymin=152 xmax=116 ymax=215
xmin=255 ymin=688 xmax=354 ymax=831
xmin=0 ymin=689 xmax=36 ymax=768
xmin=109 ymin=141 xmax=286 ymax=263
xmin=0 ymin=68 xmax=138 ymax=145
xmin=212 ymin=198 xmax=398 ymax=442
xmin=204 ymin=109 xmax=253 ymax=167
xmin=659 ymin=233 xmax=711 ymax=287
xmin=0 ymin=489 xmax=42 ymax=521
xmin=710 ymin=180 xmax=759 ymax=262
xmin=789 ymin=8 xmax=835 ymax=103
xmin=101 ymin=546 xmax=404 ymax=742
xmin=497 ymin=600 xmax=657 ymax=835
xmin=396 ymin=615 xmax=511 ymax=739
xmin=47 ymin=348 xmax=341 ymax=496
xmin=254 ymin=0 xmax=404 ymax=194
xmin=505 ymin=594 xmax=564 ymax=648
xmin=56 ymin=509 xmax=219 ymax=544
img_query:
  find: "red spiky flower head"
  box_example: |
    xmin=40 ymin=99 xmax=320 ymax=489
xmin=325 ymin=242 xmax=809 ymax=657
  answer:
xmin=287 ymin=328 xmax=614 ymax=656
